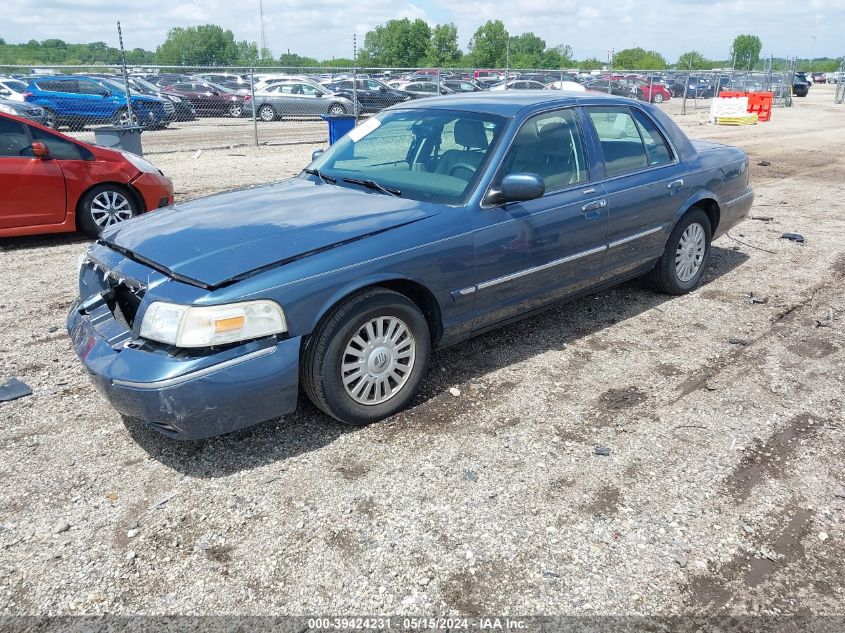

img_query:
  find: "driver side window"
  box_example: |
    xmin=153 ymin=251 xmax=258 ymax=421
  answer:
xmin=501 ymin=108 xmax=588 ymax=192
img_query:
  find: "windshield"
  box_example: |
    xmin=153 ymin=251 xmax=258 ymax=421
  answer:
xmin=129 ymin=76 xmax=159 ymax=93
xmin=307 ymin=108 xmax=508 ymax=205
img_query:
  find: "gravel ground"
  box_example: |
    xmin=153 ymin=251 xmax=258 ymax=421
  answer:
xmin=0 ymin=86 xmax=843 ymax=617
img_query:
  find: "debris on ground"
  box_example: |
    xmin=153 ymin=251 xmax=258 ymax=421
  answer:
xmin=757 ymin=160 xmax=772 ymax=166
xmin=148 ymin=491 xmax=179 ymax=510
xmin=780 ymin=232 xmax=805 ymax=243
xmin=815 ymin=308 xmax=835 ymax=328
xmin=449 ymin=387 xmax=461 ymax=397
xmin=748 ymin=292 xmax=770 ymax=305
xmin=674 ymin=553 xmax=688 ymax=568
xmin=751 ymin=215 xmax=774 ymax=222
xmin=53 ymin=521 xmax=70 ymax=535
xmin=729 ymin=338 xmax=749 ymax=346
xmin=0 ymin=378 xmax=32 ymax=402
xmin=595 ymin=447 xmax=611 ymax=457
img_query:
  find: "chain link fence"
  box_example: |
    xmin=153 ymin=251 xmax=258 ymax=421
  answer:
xmin=0 ymin=64 xmax=799 ymax=155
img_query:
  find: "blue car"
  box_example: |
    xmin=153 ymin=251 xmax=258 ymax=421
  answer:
xmin=67 ymin=91 xmax=753 ymax=439
xmin=24 ymin=75 xmax=168 ymax=130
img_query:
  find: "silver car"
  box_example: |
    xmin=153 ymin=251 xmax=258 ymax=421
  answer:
xmin=249 ymin=81 xmax=354 ymax=121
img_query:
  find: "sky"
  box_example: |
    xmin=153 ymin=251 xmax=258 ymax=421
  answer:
xmin=3 ymin=0 xmax=843 ymax=63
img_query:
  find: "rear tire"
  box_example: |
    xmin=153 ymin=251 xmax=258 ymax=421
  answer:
xmin=652 ymin=92 xmax=664 ymax=103
xmin=328 ymin=103 xmax=347 ymax=115
xmin=77 ymin=184 xmax=139 ymax=236
xmin=301 ymin=288 xmax=431 ymax=426
xmin=228 ymin=103 xmax=243 ymax=117
xmin=646 ymin=209 xmax=712 ymax=295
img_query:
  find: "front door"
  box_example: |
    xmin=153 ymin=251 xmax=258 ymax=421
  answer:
xmin=471 ymin=107 xmax=608 ymax=330
xmin=0 ymin=118 xmax=65 ymax=229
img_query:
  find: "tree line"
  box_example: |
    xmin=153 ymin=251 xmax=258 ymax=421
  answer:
xmin=1 ymin=26 xmax=841 ymax=72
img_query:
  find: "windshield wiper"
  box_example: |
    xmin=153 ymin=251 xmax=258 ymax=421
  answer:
xmin=342 ymin=177 xmax=401 ymax=197
xmin=303 ymin=168 xmax=336 ymax=184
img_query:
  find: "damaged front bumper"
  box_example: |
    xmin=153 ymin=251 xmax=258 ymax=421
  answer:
xmin=66 ymin=260 xmax=301 ymax=440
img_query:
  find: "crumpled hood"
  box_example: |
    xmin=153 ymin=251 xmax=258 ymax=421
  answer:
xmin=101 ymin=178 xmax=439 ymax=287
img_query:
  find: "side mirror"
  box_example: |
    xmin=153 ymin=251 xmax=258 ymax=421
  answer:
xmin=99 ymin=90 xmax=111 ymax=97
xmin=495 ymin=173 xmax=545 ymax=204
xmin=31 ymin=141 xmax=50 ymax=159
xmin=0 ymin=89 xmax=10 ymax=96
xmin=315 ymin=92 xmax=323 ymax=98
xmin=311 ymin=149 xmax=324 ymax=161
xmin=379 ymin=86 xmax=386 ymax=92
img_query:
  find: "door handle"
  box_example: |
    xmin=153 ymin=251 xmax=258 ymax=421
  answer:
xmin=581 ymin=199 xmax=607 ymax=213
xmin=668 ymin=179 xmax=684 ymax=189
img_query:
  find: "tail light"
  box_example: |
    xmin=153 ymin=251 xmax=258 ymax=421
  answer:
xmin=23 ymin=92 xmax=33 ymax=101
xmin=243 ymin=95 xmax=251 ymax=102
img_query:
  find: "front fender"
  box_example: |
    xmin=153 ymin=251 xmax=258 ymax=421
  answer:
xmin=311 ymin=272 xmax=441 ymax=333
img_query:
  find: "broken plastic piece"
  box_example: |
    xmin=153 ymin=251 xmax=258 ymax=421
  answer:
xmin=780 ymin=232 xmax=805 ymax=243
xmin=0 ymin=378 xmax=32 ymax=402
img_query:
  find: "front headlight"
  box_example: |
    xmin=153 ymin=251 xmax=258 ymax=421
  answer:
xmin=139 ymin=300 xmax=287 ymax=348
xmin=119 ymin=151 xmax=160 ymax=173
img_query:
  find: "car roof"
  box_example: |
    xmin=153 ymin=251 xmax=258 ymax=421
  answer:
xmin=395 ymin=89 xmax=624 ymax=116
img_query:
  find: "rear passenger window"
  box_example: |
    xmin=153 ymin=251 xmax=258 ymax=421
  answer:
xmin=631 ymin=110 xmax=673 ymax=166
xmin=502 ymin=108 xmax=588 ymax=191
xmin=587 ymin=107 xmax=648 ymax=177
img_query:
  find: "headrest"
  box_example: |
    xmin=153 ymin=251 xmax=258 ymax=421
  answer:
xmin=454 ymin=119 xmax=488 ymax=149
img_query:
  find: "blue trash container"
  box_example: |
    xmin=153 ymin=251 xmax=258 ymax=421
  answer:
xmin=321 ymin=114 xmax=357 ymax=145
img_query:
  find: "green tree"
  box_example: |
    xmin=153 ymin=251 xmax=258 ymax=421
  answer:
xmin=730 ymin=34 xmax=762 ymax=69
xmin=156 ymin=25 xmax=241 ymax=66
xmin=426 ymin=23 xmax=461 ymax=67
xmin=613 ymin=47 xmax=666 ymax=70
xmin=468 ymin=20 xmax=509 ymax=67
xmin=508 ymin=32 xmax=546 ymax=68
xmin=676 ymin=50 xmax=710 ymax=70
xmin=361 ymin=18 xmax=431 ymax=67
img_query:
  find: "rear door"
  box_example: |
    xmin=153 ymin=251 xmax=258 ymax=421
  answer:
xmin=472 ymin=107 xmax=608 ymax=329
xmin=584 ymin=106 xmax=689 ymax=280
xmin=0 ymin=117 xmax=66 ymax=228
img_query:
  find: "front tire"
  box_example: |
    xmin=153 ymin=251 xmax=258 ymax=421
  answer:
xmin=258 ymin=104 xmax=276 ymax=122
xmin=328 ymin=103 xmax=347 ymax=115
xmin=228 ymin=103 xmax=243 ymax=117
xmin=301 ymin=288 xmax=431 ymax=426
xmin=77 ymin=184 xmax=139 ymax=236
xmin=647 ymin=209 xmax=712 ymax=295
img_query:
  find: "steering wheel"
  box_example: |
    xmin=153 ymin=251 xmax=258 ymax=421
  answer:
xmin=448 ymin=162 xmax=477 ymax=179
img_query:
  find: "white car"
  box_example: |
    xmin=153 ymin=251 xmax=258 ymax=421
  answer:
xmin=544 ymin=80 xmax=587 ymax=92
xmin=0 ymin=78 xmax=28 ymax=102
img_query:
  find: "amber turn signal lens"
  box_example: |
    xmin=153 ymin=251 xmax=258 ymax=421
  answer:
xmin=214 ymin=315 xmax=245 ymax=334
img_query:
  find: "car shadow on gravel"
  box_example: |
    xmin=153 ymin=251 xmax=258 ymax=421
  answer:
xmin=0 ymin=232 xmax=92 ymax=251
xmin=123 ymin=245 xmax=749 ymax=478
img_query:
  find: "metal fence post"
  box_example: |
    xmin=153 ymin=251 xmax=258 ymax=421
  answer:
xmin=681 ymin=70 xmax=690 ymax=115
xmin=648 ymin=72 xmax=654 ymax=103
xmin=250 ymin=67 xmax=258 ymax=147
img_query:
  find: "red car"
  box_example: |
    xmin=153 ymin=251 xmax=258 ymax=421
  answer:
xmin=0 ymin=112 xmax=173 ymax=238
xmin=631 ymin=79 xmax=672 ymax=103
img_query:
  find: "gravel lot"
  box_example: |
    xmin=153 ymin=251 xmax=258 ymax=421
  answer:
xmin=0 ymin=86 xmax=843 ymax=618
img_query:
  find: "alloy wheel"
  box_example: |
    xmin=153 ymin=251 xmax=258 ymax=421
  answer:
xmin=90 ymin=190 xmax=133 ymax=228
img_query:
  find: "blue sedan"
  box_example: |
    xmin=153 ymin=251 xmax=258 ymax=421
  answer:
xmin=67 ymin=91 xmax=753 ymax=439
